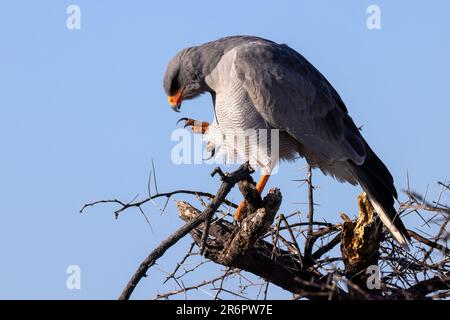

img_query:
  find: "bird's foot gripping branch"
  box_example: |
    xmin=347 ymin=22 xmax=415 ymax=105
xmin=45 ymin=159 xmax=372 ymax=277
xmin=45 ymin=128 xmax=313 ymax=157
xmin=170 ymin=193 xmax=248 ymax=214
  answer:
xmin=177 ymin=182 xmax=281 ymax=267
xmin=81 ymin=165 xmax=450 ymax=300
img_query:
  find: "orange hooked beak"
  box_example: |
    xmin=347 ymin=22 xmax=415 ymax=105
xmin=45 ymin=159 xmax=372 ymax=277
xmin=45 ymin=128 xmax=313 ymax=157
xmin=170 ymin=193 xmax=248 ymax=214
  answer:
xmin=168 ymin=89 xmax=183 ymax=112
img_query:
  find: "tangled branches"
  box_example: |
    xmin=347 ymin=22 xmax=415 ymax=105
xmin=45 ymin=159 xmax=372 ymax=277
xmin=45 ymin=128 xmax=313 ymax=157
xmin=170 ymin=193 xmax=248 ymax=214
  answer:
xmin=81 ymin=165 xmax=449 ymax=300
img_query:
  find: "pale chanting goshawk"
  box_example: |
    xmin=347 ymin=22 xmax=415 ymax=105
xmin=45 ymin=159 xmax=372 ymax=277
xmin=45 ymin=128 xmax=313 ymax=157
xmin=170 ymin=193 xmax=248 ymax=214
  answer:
xmin=163 ymin=35 xmax=410 ymax=247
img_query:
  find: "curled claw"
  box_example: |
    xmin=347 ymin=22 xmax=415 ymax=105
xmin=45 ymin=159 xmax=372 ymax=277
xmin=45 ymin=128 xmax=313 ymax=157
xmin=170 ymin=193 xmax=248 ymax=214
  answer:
xmin=176 ymin=117 xmax=195 ymax=128
xmin=176 ymin=117 xmax=188 ymax=125
xmin=177 ymin=117 xmax=209 ymax=135
xmin=176 ymin=117 xmax=188 ymax=126
xmin=203 ymin=147 xmax=216 ymax=161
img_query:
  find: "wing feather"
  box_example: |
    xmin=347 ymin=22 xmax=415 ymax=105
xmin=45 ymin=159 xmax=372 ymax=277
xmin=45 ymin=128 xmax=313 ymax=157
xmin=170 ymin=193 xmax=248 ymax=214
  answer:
xmin=233 ymin=41 xmax=365 ymax=164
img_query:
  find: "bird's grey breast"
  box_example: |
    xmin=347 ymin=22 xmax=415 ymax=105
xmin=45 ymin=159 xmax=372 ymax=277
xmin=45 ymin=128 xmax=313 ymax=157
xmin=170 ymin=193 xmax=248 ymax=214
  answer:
xmin=204 ymin=48 xmax=278 ymax=172
xmin=205 ymin=47 xmax=267 ymax=131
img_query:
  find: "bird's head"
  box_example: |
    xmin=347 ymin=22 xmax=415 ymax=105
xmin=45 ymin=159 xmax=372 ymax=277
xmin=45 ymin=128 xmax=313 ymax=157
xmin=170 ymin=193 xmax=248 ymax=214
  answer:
xmin=163 ymin=48 xmax=209 ymax=112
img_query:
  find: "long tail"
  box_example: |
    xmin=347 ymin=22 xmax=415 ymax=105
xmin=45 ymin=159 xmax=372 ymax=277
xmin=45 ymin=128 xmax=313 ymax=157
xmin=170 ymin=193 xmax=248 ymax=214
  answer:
xmin=349 ymin=143 xmax=411 ymax=248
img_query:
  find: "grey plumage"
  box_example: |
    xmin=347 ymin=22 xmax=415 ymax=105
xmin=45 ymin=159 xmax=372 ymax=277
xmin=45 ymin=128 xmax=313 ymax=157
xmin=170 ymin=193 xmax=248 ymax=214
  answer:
xmin=163 ymin=35 xmax=410 ymax=247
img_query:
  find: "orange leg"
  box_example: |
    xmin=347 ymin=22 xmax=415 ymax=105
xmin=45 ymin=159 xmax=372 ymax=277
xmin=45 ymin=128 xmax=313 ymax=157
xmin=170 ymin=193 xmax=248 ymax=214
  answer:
xmin=234 ymin=175 xmax=270 ymax=221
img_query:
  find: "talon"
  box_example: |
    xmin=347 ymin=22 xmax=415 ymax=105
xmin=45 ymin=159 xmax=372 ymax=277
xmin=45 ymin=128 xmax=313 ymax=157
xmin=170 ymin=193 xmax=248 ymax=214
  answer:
xmin=177 ymin=117 xmax=195 ymax=128
xmin=176 ymin=117 xmax=188 ymax=125
xmin=203 ymin=147 xmax=216 ymax=161
xmin=177 ymin=118 xmax=209 ymax=134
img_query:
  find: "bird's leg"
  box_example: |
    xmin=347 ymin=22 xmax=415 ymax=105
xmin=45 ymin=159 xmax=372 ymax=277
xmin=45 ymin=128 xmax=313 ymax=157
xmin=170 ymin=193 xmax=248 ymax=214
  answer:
xmin=177 ymin=117 xmax=209 ymax=134
xmin=234 ymin=174 xmax=270 ymax=221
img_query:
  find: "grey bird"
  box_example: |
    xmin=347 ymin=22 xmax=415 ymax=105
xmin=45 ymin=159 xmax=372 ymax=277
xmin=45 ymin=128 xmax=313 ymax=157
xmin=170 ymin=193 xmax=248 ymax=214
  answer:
xmin=163 ymin=35 xmax=410 ymax=247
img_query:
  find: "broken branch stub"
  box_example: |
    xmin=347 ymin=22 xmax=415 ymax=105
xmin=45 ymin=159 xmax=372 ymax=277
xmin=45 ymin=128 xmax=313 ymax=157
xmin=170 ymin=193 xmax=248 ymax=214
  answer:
xmin=340 ymin=192 xmax=383 ymax=296
xmin=177 ymin=187 xmax=282 ymax=265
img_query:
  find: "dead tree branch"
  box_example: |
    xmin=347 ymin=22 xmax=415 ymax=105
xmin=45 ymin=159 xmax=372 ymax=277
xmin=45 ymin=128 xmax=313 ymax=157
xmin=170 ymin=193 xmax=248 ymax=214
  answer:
xmin=177 ymin=192 xmax=347 ymax=299
xmin=117 ymin=163 xmax=254 ymax=300
xmin=83 ymin=165 xmax=449 ymax=300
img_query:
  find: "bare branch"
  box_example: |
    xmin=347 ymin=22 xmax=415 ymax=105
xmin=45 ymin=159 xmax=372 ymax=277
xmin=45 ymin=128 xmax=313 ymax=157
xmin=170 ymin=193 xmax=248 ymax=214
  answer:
xmin=118 ymin=163 xmax=254 ymax=300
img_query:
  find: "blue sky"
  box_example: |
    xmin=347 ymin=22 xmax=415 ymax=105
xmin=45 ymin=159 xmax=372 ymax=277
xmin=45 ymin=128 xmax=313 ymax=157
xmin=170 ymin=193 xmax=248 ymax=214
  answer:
xmin=0 ymin=1 xmax=448 ymax=299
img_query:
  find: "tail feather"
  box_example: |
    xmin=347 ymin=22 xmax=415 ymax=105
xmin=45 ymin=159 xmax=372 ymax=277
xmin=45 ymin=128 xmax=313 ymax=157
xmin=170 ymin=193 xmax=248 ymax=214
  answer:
xmin=367 ymin=196 xmax=410 ymax=248
xmin=350 ymin=143 xmax=410 ymax=248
